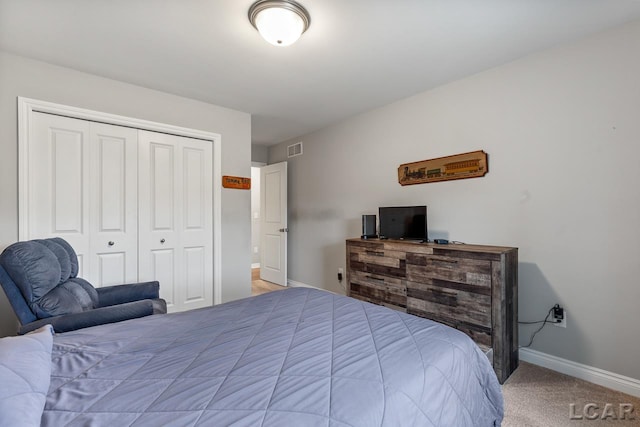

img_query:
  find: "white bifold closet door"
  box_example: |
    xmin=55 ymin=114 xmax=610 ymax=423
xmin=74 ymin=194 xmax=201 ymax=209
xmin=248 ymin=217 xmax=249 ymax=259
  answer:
xmin=28 ymin=113 xmax=138 ymax=286
xmin=138 ymin=130 xmax=213 ymax=312
xmin=26 ymin=112 xmax=213 ymax=312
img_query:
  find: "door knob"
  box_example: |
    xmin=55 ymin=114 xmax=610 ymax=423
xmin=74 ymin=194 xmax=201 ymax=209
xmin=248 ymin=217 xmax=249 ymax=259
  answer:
xmin=108 ymin=241 xmax=114 ymax=246
xmin=160 ymin=238 xmax=166 ymax=244
xmin=279 ymin=228 xmax=289 ymax=232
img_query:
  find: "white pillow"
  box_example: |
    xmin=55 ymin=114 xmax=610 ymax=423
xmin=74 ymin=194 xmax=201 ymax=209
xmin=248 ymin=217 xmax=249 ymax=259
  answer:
xmin=0 ymin=325 xmax=53 ymax=427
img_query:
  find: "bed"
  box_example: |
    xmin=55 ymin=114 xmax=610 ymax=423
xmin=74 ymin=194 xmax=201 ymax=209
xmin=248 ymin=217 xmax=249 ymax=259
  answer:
xmin=40 ymin=287 xmax=503 ymax=426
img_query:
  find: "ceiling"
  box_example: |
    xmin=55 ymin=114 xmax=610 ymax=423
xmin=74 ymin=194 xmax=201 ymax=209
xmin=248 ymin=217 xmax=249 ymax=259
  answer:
xmin=2 ymin=1 xmax=640 ymax=146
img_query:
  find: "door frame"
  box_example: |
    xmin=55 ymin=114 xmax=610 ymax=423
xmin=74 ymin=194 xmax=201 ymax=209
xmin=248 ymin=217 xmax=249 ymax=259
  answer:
xmin=17 ymin=97 xmax=223 ymax=304
xmin=250 ymin=162 xmax=266 ymax=270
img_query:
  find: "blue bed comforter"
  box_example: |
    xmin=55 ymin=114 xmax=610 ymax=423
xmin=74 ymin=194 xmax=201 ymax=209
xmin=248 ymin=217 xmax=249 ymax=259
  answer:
xmin=43 ymin=288 xmax=503 ymax=426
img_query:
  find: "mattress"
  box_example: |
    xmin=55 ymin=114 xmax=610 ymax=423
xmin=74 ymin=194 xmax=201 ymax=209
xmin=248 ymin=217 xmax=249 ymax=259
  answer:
xmin=43 ymin=287 xmax=503 ymax=426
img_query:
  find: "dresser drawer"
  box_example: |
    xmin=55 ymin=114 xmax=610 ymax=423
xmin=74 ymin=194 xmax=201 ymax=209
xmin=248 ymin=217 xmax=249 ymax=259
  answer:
xmin=350 ymin=270 xmax=406 ymax=296
xmin=350 ymin=269 xmax=407 ymax=308
xmin=406 ymin=279 xmax=491 ymax=329
xmin=348 ymin=245 xmax=406 ymax=278
xmin=406 ymin=254 xmax=491 ymax=288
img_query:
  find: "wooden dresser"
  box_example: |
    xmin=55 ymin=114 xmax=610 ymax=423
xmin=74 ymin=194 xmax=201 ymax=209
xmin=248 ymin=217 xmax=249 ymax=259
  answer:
xmin=346 ymin=238 xmax=518 ymax=383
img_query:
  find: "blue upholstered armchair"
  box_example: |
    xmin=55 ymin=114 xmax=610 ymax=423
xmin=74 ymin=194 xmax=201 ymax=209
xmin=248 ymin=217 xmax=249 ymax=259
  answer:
xmin=0 ymin=238 xmax=166 ymax=334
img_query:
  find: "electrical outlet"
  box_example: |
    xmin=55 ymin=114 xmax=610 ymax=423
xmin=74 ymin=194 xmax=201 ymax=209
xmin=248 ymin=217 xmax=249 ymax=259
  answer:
xmin=337 ymin=268 xmax=344 ymax=282
xmin=552 ymin=306 xmax=566 ymax=328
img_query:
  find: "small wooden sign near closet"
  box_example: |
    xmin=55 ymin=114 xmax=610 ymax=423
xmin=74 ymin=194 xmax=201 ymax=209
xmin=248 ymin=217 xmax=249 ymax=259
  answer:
xmin=398 ymin=150 xmax=488 ymax=185
xmin=222 ymin=175 xmax=251 ymax=190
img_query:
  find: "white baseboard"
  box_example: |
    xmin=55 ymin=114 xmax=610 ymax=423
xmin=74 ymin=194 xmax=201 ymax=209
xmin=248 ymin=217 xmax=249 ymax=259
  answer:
xmin=251 ymin=263 xmax=260 ymax=269
xmin=287 ymin=279 xmax=339 ymax=294
xmin=287 ymin=279 xmax=320 ymax=290
xmin=519 ymin=348 xmax=640 ymax=398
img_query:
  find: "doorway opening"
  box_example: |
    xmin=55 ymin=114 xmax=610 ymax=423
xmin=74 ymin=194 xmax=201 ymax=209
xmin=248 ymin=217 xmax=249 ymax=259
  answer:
xmin=251 ymin=162 xmax=288 ymax=295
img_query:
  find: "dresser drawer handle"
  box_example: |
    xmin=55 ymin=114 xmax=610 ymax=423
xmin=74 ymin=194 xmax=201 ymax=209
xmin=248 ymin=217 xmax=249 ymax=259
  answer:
xmin=432 ymin=287 xmax=457 ymax=296
xmin=365 ymin=274 xmax=385 ymax=284
xmin=433 ymin=258 xmax=458 ymax=264
xmin=365 ymin=250 xmax=384 ymax=257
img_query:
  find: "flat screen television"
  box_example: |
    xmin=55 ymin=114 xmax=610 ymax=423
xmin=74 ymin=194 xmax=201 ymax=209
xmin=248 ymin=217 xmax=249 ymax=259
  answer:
xmin=378 ymin=206 xmax=428 ymax=241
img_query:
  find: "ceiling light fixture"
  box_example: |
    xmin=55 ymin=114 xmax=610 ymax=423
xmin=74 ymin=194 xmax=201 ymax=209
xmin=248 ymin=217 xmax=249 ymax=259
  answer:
xmin=248 ymin=0 xmax=310 ymax=47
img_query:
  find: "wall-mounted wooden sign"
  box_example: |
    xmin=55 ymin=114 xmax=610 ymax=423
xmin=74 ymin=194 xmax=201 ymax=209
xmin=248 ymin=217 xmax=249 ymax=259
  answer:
xmin=222 ymin=175 xmax=251 ymax=190
xmin=398 ymin=150 xmax=488 ymax=186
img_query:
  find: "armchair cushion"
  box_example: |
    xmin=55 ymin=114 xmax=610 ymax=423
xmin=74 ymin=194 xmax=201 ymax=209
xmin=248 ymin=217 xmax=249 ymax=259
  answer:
xmin=1 ymin=241 xmax=61 ymax=303
xmin=35 ymin=237 xmax=78 ymax=282
xmin=36 ymin=277 xmax=99 ymax=318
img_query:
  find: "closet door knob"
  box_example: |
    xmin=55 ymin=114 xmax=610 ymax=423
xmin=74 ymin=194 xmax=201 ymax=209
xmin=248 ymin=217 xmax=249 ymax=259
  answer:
xmin=160 ymin=238 xmax=166 ymax=244
xmin=108 ymin=241 xmax=114 ymax=246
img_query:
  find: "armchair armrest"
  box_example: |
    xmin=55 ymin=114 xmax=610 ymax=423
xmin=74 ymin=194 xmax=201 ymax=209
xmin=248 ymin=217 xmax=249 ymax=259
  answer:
xmin=96 ymin=281 xmax=160 ymax=307
xmin=18 ymin=300 xmax=156 ymax=334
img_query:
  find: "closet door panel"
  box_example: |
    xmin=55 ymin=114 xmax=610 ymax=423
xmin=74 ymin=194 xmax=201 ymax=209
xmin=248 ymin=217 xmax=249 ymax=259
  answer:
xmin=151 ymin=143 xmax=175 ymax=230
xmin=52 ymin=132 xmax=84 ymax=233
xmin=97 ymin=253 xmax=127 ymax=287
xmin=184 ymin=147 xmax=204 ymax=229
xmin=28 ymin=113 xmax=91 ymax=277
xmin=99 ymin=137 xmax=125 ymax=230
xmin=180 ymin=140 xmax=212 ymax=309
xmin=138 ymin=131 xmax=182 ymax=311
xmin=152 ymin=249 xmax=176 ymax=307
xmin=138 ymin=131 xmax=212 ymax=312
xmin=184 ymin=247 xmax=205 ymax=302
xmin=89 ymin=123 xmax=138 ymax=287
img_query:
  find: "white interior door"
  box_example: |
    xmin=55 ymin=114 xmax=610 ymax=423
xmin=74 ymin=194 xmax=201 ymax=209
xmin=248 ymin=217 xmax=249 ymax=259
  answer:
xmin=260 ymin=162 xmax=287 ymax=286
xmin=138 ymin=130 xmax=213 ymax=312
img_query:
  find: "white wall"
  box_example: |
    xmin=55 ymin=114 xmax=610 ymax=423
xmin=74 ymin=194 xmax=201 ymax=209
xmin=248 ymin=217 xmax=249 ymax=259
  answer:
xmin=252 ymin=144 xmax=269 ymax=164
xmin=0 ymin=51 xmax=252 ymax=337
xmin=270 ymin=20 xmax=640 ymax=381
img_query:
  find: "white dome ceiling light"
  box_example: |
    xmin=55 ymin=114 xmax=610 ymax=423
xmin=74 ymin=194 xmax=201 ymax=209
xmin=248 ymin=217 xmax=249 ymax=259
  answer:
xmin=248 ymin=0 xmax=310 ymax=47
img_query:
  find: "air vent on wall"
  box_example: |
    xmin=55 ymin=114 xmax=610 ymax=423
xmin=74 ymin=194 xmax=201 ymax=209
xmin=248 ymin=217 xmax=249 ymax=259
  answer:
xmin=288 ymin=141 xmax=303 ymax=158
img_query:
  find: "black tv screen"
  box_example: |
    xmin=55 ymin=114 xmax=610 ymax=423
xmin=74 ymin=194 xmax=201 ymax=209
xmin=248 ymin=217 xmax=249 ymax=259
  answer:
xmin=378 ymin=206 xmax=427 ymax=241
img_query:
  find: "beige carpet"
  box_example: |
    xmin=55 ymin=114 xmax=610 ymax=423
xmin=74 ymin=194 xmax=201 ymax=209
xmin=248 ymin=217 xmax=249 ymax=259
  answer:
xmin=503 ymin=362 xmax=640 ymax=426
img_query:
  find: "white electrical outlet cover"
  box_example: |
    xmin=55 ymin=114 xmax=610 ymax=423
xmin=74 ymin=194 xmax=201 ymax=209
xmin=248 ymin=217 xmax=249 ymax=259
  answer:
xmin=552 ymin=311 xmax=567 ymax=328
